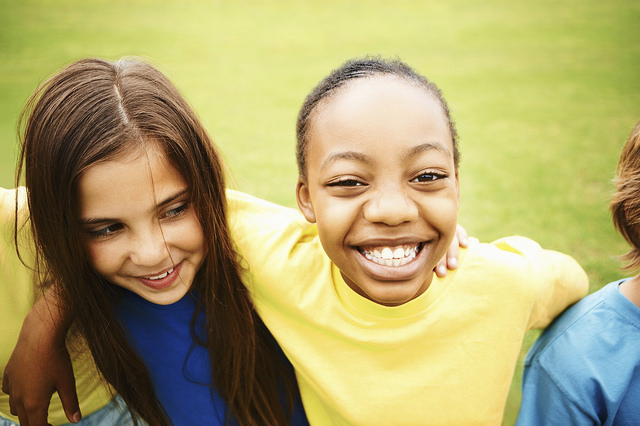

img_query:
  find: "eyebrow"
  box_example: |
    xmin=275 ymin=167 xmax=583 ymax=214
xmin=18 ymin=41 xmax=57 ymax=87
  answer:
xmin=321 ymin=151 xmax=372 ymax=170
xmin=79 ymin=188 xmax=190 ymax=226
xmin=406 ymin=142 xmax=452 ymax=160
xmin=321 ymin=142 xmax=451 ymax=170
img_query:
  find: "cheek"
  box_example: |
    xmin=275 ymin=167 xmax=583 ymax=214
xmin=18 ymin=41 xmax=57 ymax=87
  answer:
xmin=177 ymin=215 xmax=207 ymax=256
xmin=85 ymin=241 xmax=115 ymax=276
xmin=315 ymin=200 xmax=357 ymax=239
xmin=429 ymin=193 xmax=459 ymax=235
xmin=314 ymin=200 xmax=363 ymax=264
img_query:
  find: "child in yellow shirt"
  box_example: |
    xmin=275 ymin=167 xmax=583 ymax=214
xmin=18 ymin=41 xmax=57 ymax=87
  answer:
xmin=4 ymin=57 xmax=587 ymax=425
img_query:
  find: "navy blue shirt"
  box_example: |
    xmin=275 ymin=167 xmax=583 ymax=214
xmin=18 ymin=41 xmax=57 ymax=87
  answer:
xmin=114 ymin=290 xmax=308 ymax=425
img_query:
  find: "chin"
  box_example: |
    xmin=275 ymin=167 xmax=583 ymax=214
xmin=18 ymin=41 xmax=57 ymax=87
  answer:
xmin=366 ymin=287 xmax=422 ymax=307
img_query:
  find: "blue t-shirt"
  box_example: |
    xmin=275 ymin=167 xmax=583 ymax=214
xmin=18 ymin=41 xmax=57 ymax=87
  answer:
xmin=517 ymin=279 xmax=640 ymax=425
xmin=114 ymin=290 xmax=308 ymax=425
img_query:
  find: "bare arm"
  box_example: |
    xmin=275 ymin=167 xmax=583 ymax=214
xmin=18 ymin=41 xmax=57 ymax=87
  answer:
xmin=2 ymin=287 xmax=81 ymax=426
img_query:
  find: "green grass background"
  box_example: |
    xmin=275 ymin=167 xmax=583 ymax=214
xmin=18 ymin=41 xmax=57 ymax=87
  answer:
xmin=1 ymin=0 xmax=639 ymax=423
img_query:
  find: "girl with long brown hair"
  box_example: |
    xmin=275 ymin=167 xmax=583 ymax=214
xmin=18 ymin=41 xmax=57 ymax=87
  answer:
xmin=8 ymin=57 xmax=306 ymax=426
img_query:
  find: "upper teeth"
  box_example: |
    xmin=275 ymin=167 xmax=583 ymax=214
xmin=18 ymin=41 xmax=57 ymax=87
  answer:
xmin=145 ymin=268 xmax=174 ymax=280
xmin=362 ymin=245 xmax=419 ymax=267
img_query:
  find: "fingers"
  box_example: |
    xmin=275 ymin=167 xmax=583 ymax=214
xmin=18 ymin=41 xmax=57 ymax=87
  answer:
xmin=6 ymin=385 xmax=58 ymax=426
xmin=455 ymin=224 xmax=469 ymax=248
xmin=56 ymin=361 xmax=81 ymax=423
xmin=435 ymin=241 xmax=457 ymax=277
xmin=3 ymin=288 xmax=77 ymax=425
xmin=3 ymin=333 xmax=64 ymax=426
xmin=20 ymin=402 xmax=51 ymax=426
xmin=5 ymin=382 xmax=51 ymax=426
xmin=435 ymin=224 xmax=469 ymax=278
xmin=435 ymin=261 xmax=447 ymax=277
xmin=445 ymin=242 xmax=459 ymax=270
xmin=1 ymin=373 xmax=10 ymax=401
xmin=435 ymin=242 xmax=458 ymax=278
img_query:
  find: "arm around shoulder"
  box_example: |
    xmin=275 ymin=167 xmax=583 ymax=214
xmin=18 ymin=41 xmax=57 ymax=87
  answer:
xmin=491 ymin=236 xmax=589 ymax=329
xmin=2 ymin=287 xmax=82 ymax=425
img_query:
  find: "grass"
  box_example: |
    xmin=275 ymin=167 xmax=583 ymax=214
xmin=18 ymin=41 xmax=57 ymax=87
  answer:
xmin=1 ymin=0 xmax=639 ymax=423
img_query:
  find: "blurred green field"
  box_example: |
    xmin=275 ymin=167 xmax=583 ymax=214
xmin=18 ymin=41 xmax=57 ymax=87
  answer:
xmin=1 ymin=0 xmax=639 ymax=423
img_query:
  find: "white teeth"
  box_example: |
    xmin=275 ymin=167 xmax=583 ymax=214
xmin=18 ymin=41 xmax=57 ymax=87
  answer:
xmin=145 ymin=268 xmax=174 ymax=280
xmin=362 ymin=244 xmax=420 ymax=267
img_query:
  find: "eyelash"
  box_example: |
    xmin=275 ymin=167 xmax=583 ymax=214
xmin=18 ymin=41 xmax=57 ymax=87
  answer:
xmin=412 ymin=171 xmax=447 ymax=183
xmin=89 ymin=223 xmax=123 ymax=240
xmin=162 ymin=202 xmax=190 ymax=219
xmin=87 ymin=202 xmax=191 ymax=240
xmin=327 ymin=178 xmax=365 ymax=187
xmin=327 ymin=171 xmax=446 ymax=187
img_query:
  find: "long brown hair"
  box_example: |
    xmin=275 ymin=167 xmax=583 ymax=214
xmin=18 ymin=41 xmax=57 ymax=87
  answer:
xmin=16 ymin=58 xmax=296 ymax=425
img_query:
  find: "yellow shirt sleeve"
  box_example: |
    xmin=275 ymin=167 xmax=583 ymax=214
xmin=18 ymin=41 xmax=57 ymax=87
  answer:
xmin=0 ymin=187 xmax=112 ymax=425
xmin=490 ymin=236 xmax=589 ymax=329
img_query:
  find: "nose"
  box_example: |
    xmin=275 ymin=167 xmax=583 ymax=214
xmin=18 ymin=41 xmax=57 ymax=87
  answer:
xmin=129 ymin=223 xmax=169 ymax=266
xmin=362 ymin=186 xmax=419 ymax=226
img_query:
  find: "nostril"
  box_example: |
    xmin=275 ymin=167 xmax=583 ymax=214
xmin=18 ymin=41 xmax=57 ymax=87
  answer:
xmin=363 ymin=194 xmax=419 ymax=225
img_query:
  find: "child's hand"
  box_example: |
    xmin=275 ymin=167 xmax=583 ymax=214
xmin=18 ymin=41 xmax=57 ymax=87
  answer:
xmin=435 ymin=224 xmax=469 ymax=278
xmin=2 ymin=290 xmax=81 ymax=426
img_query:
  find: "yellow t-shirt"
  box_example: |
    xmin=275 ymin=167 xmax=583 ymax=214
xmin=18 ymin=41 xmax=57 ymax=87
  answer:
xmin=0 ymin=187 xmax=112 ymax=425
xmin=228 ymin=190 xmax=588 ymax=425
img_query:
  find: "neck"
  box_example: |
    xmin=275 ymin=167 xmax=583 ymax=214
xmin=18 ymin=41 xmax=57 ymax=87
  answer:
xmin=619 ymin=275 xmax=640 ymax=308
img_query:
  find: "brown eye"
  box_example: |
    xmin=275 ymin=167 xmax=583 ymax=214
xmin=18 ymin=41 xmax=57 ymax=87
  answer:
xmin=412 ymin=171 xmax=446 ymax=183
xmin=89 ymin=223 xmax=123 ymax=239
xmin=328 ymin=179 xmax=364 ymax=187
xmin=163 ymin=203 xmax=189 ymax=219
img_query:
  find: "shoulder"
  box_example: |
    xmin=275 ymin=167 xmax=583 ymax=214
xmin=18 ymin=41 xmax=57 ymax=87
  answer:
xmin=460 ymin=236 xmax=588 ymax=327
xmin=462 ymin=236 xmax=582 ymax=283
xmin=226 ymin=190 xmax=323 ymax=286
xmin=226 ymin=189 xmax=317 ymax=253
xmin=520 ymin=281 xmax=640 ymax=421
xmin=0 ymin=186 xmax=34 ymax=276
xmin=0 ymin=186 xmax=26 ymax=226
xmin=227 ymin=190 xmax=309 ymax=234
xmin=468 ymin=236 xmax=576 ymax=266
xmin=530 ymin=282 xmax=629 ymax=351
xmin=466 ymin=236 xmax=547 ymax=267
xmin=226 ymin=189 xmax=302 ymax=221
xmin=526 ymin=280 xmax=639 ymax=386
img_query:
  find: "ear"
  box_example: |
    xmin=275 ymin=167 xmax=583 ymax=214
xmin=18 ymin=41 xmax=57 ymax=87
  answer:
xmin=455 ymin=170 xmax=461 ymax=205
xmin=296 ymin=178 xmax=317 ymax=223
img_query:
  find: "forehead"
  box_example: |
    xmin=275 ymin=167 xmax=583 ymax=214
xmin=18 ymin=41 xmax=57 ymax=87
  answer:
xmin=77 ymin=144 xmax=186 ymax=218
xmin=307 ymin=75 xmax=453 ymax=164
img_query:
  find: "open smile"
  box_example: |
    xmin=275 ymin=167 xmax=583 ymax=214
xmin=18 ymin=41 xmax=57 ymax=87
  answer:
xmin=137 ymin=262 xmax=182 ymax=290
xmin=143 ymin=267 xmax=175 ymax=280
xmin=357 ymin=242 xmax=424 ymax=267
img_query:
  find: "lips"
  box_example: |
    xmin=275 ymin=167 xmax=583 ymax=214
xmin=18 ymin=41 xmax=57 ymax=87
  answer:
xmin=358 ymin=243 xmax=424 ymax=267
xmin=137 ymin=262 xmax=182 ymax=290
xmin=144 ymin=267 xmax=175 ymax=280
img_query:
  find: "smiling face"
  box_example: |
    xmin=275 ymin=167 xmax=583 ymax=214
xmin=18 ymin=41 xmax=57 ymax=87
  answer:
xmin=77 ymin=143 xmax=206 ymax=305
xmin=296 ymin=76 xmax=460 ymax=306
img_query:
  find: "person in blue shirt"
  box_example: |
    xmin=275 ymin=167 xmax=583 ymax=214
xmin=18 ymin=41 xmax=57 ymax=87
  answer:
xmin=517 ymin=121 xmax=640 ymax=425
